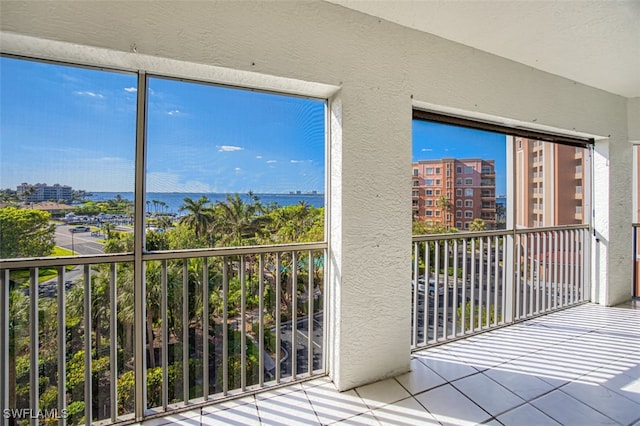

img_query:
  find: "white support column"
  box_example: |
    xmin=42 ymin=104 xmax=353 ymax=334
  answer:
xmin=328 ymin=88 xmax=411 ymax=391
xmin=592 ymin=140 xmax=609 ymax=305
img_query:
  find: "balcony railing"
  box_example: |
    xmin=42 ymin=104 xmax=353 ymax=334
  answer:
xmin=411 ymin=225 xmax=589 ymax=349
xmin=633 ymin=224 xmax=640 ymax=299
xmin=0 ymin=242 xmax=327 ymax=424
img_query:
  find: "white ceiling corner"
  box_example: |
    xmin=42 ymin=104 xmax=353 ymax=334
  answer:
xmin=327 ymin=0 xmax=640 ymax=98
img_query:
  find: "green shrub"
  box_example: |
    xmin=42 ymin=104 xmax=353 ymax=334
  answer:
xmin=456 ymin=302 xmax=502 ymax=330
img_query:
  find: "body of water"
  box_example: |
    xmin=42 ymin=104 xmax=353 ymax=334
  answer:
xmin=86 ymin=192 xmax=325 ymax=214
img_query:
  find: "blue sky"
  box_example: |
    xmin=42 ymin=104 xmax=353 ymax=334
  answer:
xmin=1 ymin=56 xmax=505 ymax=195
xmin=0 ymin=57 xmax=325 ymax=193
xmin=413 ymin=120 xmax=507 ymax=195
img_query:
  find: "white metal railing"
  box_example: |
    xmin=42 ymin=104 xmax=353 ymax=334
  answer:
xmin=633 ymin=224 xmax=640 ymax=299
xmin=411 ymin=225 xmax=590 ymax=349
xmin=0 ymin=242 xmax=326 ymax=424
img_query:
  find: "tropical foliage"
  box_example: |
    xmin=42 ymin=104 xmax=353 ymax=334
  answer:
xmin=5 ymin=193 xmax=325 ymax=424
xmin=0 ymin=206 xmax=55 ymax=258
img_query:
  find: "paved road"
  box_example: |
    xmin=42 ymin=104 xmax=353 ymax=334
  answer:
xmin=55 ymin=224 xmax=105 ymax=255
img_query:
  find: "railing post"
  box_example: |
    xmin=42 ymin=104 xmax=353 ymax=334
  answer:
xmin=30 ymin=268 xmax=39 ymax=426
xmin=183 ymin=260 xmax=189 ymax=404
xmin=83 ymin=265 xmax=92 ymax=426
xmin=57 ymin=267 xmax=67 ymax=426
xmin=1 ymin=270 xmax=9 ymax=426
xmin=633 ymin=226 xmax=638 ymax=298
xmin=109 ymin=263 xmax=117 ymax=423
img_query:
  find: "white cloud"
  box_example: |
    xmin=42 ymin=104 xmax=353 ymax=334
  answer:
xmin=218 ymin=145 xmax=244 ymax=152
xmin=266 ymin=160 xmax=277 ymax=164
xmin=74 ymin=91 xmax=104 ymax=99
xmin=234 ymin=167 xmax=242 ymax=172
xmin=256 ymin=155 xmax=263 ymax=159
xmin=124 ymin=87 xmax=137 ymax=93
xmin=167 ymin=109 xmax=180 ymax=115
xmin=421 ymin=148 xmax=433 ymax=152
xmin=290 ymin=160 xmax=305 ymax=164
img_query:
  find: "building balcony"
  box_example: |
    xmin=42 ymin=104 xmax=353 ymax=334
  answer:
xmin=1 ymin=226 xmax=634 ymax=426
xmin=172 ymin=302 xmax=640 ymax=426
xmin=147 ymin=226 xmax=635 ymax=425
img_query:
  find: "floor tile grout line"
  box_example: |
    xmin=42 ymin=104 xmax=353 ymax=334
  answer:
xmin=301 ymin=384 xmax=327 ymax=426
xmin=309 ymin=381 xmax=377 ymax=425
xmin=564 ymin=359 xmax=640 ymax=410
xmin=412 ymin=355 xmax=483 ymax=391
xmin=554 ymin=385 xmax=635 ymax=426
xmin=441 ymin=379 xmax=494 ymax=423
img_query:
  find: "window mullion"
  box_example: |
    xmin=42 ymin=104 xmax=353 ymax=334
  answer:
xmin=134 ymin=71 xmax=148 ymax=421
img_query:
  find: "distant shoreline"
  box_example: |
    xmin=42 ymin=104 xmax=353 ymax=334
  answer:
xmin=85 ymin=191 xmax=326 ymax=212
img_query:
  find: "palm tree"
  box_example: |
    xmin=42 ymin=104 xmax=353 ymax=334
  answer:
xmin=179 ymin=196 xmax=214 ymax=242
xmin=437 ymin=195 xmax=452 ymax=228
xmin=267 ymin=204 xmax=315 ymax=243
xmin=156 ymin=215 xmax=173 ymax=230
xmin=469 ymin=218 xmax=487 ymax=231
xmin=103 ymin=222 xmax=115 ymax=239
xmin=215 ymin=193 xmax=266 ymax=246
xmin=8 ymin=289 xmax=29 ymax=411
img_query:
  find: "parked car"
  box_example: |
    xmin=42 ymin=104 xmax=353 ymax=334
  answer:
xmin=70 ymin=226 xmax=90 ymax=233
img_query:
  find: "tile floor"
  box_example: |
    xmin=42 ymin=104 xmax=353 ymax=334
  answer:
xmin=142 ymin=302 xmax=640 ymax=425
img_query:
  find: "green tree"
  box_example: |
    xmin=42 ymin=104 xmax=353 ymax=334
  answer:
xmin=179 ymin=196 xmax=214 ymax=243
xmin=103 ymin=222 xmax=115 ymax=239
xmin=437 ymin=195 xmax=452 ymax=227
xmin=0 ymin=207 xmax=55 ymax=258
xmin=156 ymin=215 xmax=174 ymax=230
xmin=496 ymin=202 xmax=506 ymax=228
xmin=469 ymin=218 xmax=487 ymax=231
xmin=0 ymin=188 xmax=19 ymax=203
xmin=103 ymin=233 xmax=134 ymax=253
xmin=215 ymin=193 xmax=266 ymax=246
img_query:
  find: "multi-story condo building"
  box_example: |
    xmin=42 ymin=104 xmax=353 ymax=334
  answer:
xmin=17 ymin=182 xmax=73 ymax=203
xmin=515 ymin=138 xmax=585 ymax=228
xmin=412 ymin=158 xmax=496 ymax=230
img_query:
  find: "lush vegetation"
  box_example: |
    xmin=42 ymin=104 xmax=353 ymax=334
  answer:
xmin=456 ymin=301 xmax=502 ymax=329
xmin=0 ymin=207 xmax=55 ymax=258
xmin=5 ymin=193 xmax=324 ymax=424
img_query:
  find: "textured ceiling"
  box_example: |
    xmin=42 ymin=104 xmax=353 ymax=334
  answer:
xmin=327 ymin=0 xmax=640 ymax=98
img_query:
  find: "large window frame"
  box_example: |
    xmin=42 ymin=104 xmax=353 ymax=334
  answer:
xmin=0 ymin=54 xmax=330 ymax=259
xmin=0 ymin=51 xmax=331 ymax=422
